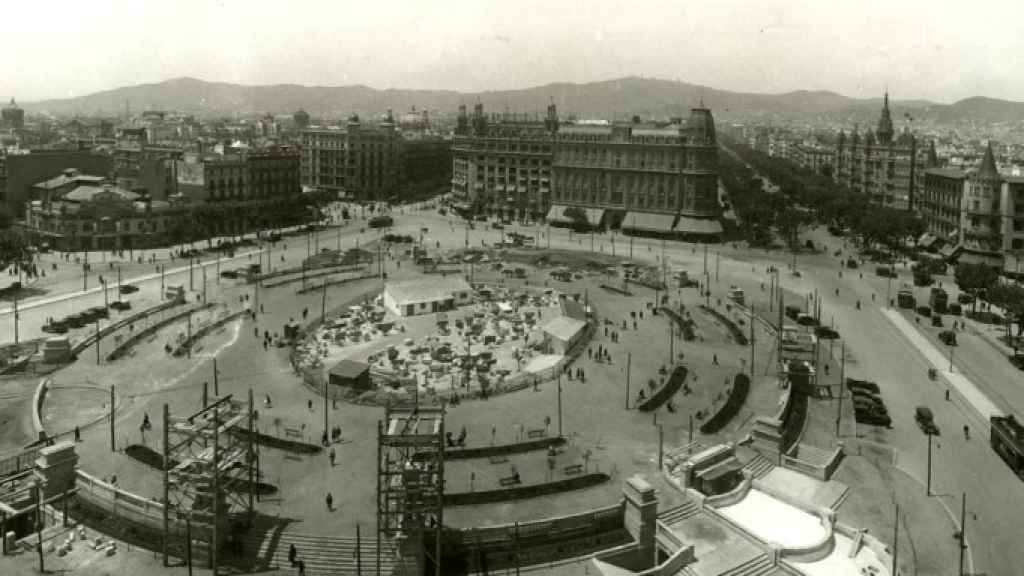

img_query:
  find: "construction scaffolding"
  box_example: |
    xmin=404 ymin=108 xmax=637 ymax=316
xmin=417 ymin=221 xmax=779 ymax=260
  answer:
xmin=377 ymin=404 xmax=445 ymax=576
xmin=163 ymin=390 xmax=257 ymax=574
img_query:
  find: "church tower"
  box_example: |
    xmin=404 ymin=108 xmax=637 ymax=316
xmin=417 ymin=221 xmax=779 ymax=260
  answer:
xmin=876 ymin=91 xmax=894 ymax=144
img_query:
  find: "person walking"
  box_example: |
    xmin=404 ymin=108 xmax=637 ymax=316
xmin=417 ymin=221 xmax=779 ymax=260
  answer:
xmin=288 ymin=544 xmax=297 ymax=565
xmin=326 ymin=492 xmax=334 ymax=511
xmin=329 ymin=447 xmax=336 ymax=466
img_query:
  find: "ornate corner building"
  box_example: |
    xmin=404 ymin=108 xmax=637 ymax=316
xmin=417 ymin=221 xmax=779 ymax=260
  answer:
xmin=833 ymin=93 xmax=924 ymax=210
xmin=450 ymin=102 xmax=722 ymax=237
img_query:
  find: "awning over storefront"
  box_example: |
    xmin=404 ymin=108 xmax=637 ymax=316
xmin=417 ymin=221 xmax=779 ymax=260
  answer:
xmin=582 ymin=208 xmax=605 ymax=227
xmin=957 ymin=251 xmax=1003 ymax=267
xmin=621 ymin=211 xmax=676 ymax=233
xmin=546 ymin=204 xmax=572 ymax=223
xmin=674 ymin=216 xmax=723 ymax=235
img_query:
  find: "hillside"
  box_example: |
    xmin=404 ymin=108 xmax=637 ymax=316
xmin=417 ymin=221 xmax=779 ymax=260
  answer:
xmin=20 ymin=76 xmax=1024 ymax=124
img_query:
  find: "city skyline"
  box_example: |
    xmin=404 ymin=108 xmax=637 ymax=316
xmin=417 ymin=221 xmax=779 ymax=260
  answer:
xmin=4 ymin=0 xmax=1024 ymax=104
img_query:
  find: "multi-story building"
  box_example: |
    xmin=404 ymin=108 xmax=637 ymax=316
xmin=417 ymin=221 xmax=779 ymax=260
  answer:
xmin=833 ymin=93 xmax=923 ymax=210
xmin=450 ymin=103 xmax=557 ymax=221
xmin=548 ymin=107 xmax=721 ymax=236
xmin=919 ymin=144 xmax=1024 ymax=273
xmin=3 ymin=150 xmax=113 ymax=215
xmin=302 ymin=111 xmax=449 ymax=203
xmin=790 ymin=142 xmax=834 ymax=176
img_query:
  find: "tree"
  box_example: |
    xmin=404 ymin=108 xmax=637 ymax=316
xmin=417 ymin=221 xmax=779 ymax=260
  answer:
xmin=954 ymin=262 xmax=1000 ymax=314
xmin=563 ymin=206 xmax=589 ymax=231
xmin=988 ymin=283 xmax=1024 ymax=342
xmin=775 ymin=206 xmax=813 ymax=248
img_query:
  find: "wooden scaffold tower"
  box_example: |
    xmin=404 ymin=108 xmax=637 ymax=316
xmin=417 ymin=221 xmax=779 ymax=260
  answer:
xmin=377 ymin=403 xmax=445 ymax=576
xmin=162 ymin=390 xmax=257 ymax=575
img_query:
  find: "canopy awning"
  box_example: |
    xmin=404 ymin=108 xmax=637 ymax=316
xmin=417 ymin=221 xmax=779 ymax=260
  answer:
xmin=582 ymin=208 xmax=605 ymax=227
xmin=545 ymin=204 xmax=572 ymax=223
xmin=957 ymin=250 xmax=1002 ymax=267
xmin=622 ymin=211 xmax=675 ymax=233
xmin=674 ymin=216 xmax=723 ymax=235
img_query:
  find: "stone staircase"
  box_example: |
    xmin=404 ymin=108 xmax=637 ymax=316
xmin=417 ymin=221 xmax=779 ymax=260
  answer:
xmin=719 ymin=553 xmax=775 ymax=576
xmin=239 ymin=530 xmax=401 ymax=575
xmin=742 ymin=452 xmax=775 ymax=480
xmin=658 ymin=499 xmax=702 ymax=526
xmin=792 ymin=443 xmax=834 ymax=468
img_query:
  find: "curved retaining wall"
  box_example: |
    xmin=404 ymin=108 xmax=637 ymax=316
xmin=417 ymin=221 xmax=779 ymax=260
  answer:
xmin=701 ymin=473 xmax=752 ymax=508
xmin=31 ymin=377 xmax=50 ymax=442
xmin=107 ymin=303 xmax=212 ymax=361
xmin=71 ymin=300 xmax=180 ymax=356
xmin=172 ymin=309 xmax=247 ymax=357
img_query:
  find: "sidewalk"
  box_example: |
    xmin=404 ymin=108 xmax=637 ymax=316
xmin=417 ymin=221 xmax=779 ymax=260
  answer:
xmin=882 ymin=309 xmax=1002 ymax=423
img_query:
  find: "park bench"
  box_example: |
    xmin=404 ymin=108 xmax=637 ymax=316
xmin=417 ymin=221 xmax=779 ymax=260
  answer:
xmin=284 ymin=427 xmax=303 ymax=439
xmin=526 ymin=429 xmax=546 ymax=439
xmin=499 ymin=475 xmax=521 ymax=487
xmin=488 ymin=455 xmax=509 ymax=464
xmin=563 ymin=464 xmax=583 ymax=476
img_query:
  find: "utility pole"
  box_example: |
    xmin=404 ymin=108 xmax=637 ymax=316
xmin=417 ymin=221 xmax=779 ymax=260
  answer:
xmin=187 ymin=311 xmax=192 ymax=359
xmin=202 ymin=265 xmax=207 ymax=303
xmin=749 ymin=304 xmax=755 ymax=375
xmin=160 ymin=265 xmax=165 ymax=297
xmin=557 ymin=374 xmax=563 ymax=437
xmin=626 ymin=353 xmax=632 ymax=409
xmin=95 ymin=321 xmax=101 ymax=364
xmin=12 ymin=293 xmax=18 ymax=346
xmin=669 ymin=320 xmax=675 ymax=364
xmin=162 ymin=403 xmax=170 ymax=566
xmin=926 ymin=432 xmax=933 ymax=496
xmin=322 ymin=280 xmax=328 ymax=322
xmin=211 ymin=407 xmax=219 ymax=576
xmin=689 ymin=414 xmax=694 ymax=443
xmin=892 ymin=503 xmax=900 ymax=576
xmin=323 ymin=377 xmax=329 ymax=445
xmin=35 ymin=481 xmax=43 ymax=573
xmin=715 ymin=251 xmax=720 ymax=283
xmin=83 ymin=250 xmax=89 ymax=291
xmin=658 ymin=424 xmax=664 ymax=469
xmin=213 ymin=359 xmax=219 ymax=396
xmin=189 ymin=258 xmax=194 ymax=291
xmin=703 ymin=243 xmax=708 ymax=276
xmin=959 ymin=493 xmax=967 ymax=576
xmin=836 ymin=342 xmax=845 ymax=438
xmin=109 ymin=385 xmax=115 ymax=451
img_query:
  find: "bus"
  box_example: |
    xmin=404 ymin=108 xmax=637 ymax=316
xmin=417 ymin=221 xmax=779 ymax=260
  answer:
xmin=991 ymin=414 xmax=1024 ymax=478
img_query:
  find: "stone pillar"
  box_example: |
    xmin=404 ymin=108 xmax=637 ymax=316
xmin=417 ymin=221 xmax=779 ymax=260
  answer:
xmin=34 ymin=441 xmax=78 ymax=499
xmin=623 ymin=475 xmax=658 ymax=567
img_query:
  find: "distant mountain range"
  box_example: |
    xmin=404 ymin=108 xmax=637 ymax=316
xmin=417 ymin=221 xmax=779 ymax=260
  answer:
xmin=20 ymin=76 xmax=1024 ymax=124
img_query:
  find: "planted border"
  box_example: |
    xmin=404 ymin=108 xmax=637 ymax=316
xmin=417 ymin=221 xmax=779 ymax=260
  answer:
xmin=699 ymin=373 xmax=751 ymax=434
xmin=637 ymin=366 xmax=688 ymax=412
xmin=700 ymin=305 xmax=748 ymax=345
xmin=443 ymin=473 xmax=609 ymax=506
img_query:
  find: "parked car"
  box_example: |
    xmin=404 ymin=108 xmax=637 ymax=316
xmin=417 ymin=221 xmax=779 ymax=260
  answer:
xmin=110 ymin=300 xmax=132 ymax=311
xmin=931 ymin=315 xmax=943 ymax=327
xmin=939 ymin=330 xmax=957 ymax=346
xmin=42 ymin=321 xmax=68 ymax=334
xmin=796 ymin=313 xmax=817 ymax=327
xmin=853 ymin=396 xmax=887 ymax=414
xmin=948 ymin=303 xmax=962 ymax=316
xmin=851 ymin=388 xmax=884 ymax=403
xmin=118 ymin=284 xmax=139 ymax=294
xmin=1010 ymin=353 xmax=1024 ymax=371
xmin=65 ymin=313 xmax=86 ymax=328
xmin=876 ymin=266 xmax=897 ymax=278
xmin=915 ymin=305 xmax=932 ymax=317
xmin=814 ymin=326 xmax=840 ymax=339
xmin=915 ymin=406 xmax=940 ymax=436
xmin=220 ymin=270 xmax=240 ymax=279
xmin=846 ymin=378 xmax=881 ymax=395
xmin=855 ymin=407 xmax=892 ymax=428
xmin=957 ymin=293 xmax=975 ymax=305
xmin=88 ymin=306 xmax=109 ymax=320
xmin=845 ymin=259 xmax=859 ymax=269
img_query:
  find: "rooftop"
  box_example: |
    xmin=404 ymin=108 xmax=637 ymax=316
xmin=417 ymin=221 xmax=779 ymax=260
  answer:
xmin=384 ymin=276 xmax=472 ymax=305
xmin=64 ymin=185 xmax=139 ymax=203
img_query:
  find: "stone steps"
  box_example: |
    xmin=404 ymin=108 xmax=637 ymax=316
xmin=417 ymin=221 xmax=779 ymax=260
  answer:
xmin=743 ymin=452 xmax=775 ymax=479
xmin=793 ymin=443 xmax=834 ymax=468
xmin=239 ymin=530 xmax=400 ymax=575
xmin=720 ymin=553 xmax=774 ymax=576
xmin=659 ymin=500 xmax=701 ymax=525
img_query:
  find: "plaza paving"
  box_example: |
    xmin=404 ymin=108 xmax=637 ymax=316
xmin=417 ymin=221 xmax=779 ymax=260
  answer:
xmin=1 ymin=207 xmax=1022 ymax=575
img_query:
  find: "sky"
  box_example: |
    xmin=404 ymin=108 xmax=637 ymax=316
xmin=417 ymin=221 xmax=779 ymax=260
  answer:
xmin=4 ymin=0 xmax=1024 ymax=104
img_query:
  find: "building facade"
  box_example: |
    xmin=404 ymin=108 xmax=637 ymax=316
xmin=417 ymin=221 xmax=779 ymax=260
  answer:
xmin=833 ymin=93 xmax=922 ymax=210
xmin=548 ymin=107 xmax=720 ymax=235
xmin=920 ymin=144 xmax=1024 ymax=274
xmin=301 ymin=111 xmax=450 ymax=203
xmin=3 ymin=150 xmax=113 ymax=215
xmin=450 ymin=103 xmax=557 ymax=221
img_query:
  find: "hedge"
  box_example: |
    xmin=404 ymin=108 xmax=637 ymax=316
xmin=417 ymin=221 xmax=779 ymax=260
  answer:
xmin=637 ymin=366 xmax=688 ymax=412
xmin=699 ymin=373 xmax=751 ymax=434
xmin=700 ymin=305 xmax=748 ymax=345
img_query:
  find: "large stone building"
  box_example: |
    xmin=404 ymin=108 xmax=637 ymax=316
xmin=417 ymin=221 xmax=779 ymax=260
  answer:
xmin=3 ymin=150 xmax=113 ymax=215
xmin=451 ymin=103 xmax=721 ymax=236
xmin=920 ymin=144 xmax=1024 ymax=274
xmin=450 ymin=103 xmax=557 ymax=222
xmin=833 ymin=93 xmax=924 ymax=210
xmin=549 ymin=107 xmax=721 ymax=236
xmin=301 ymin=111 xmax=450 ymax=202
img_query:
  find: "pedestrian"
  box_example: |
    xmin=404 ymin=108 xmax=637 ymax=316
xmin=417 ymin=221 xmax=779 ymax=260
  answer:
xmin=308 ymin=399 xmax=314 ymax=412
xmin=297 ymin=559 xmax=306 ymax=576
xmin=326 ymin=492 xmax=334 ymax=510
xmin=712 ymin=354 xmax=718 ymax=365
xmin=945 ymin=389 xmax=950 ymax=401
xmin=288 ymin=544 xmax=297 ymax=565
xmin=74 ymin=426 xmax=81 ymax=442
xmin=329 ymin=447 xmax=336 ymax=466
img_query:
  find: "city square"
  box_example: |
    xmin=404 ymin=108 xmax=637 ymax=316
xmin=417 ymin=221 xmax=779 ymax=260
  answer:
xmin=2 ymin=3 xmax=1024 ymax=576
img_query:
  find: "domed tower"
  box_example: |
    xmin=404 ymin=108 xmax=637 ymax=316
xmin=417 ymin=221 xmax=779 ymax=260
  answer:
xmin=682 ymin=105 xmax=719 ymax=218
xmin=347 ymin=114 xmax=361 ymax=131
xmin=381 ymin=108 xmax=395 ymax=132
xmin=292 ymin=109 xmax=310 ymax=129
xmin=544 ymin=100 xmax=559 ymax=133
xmin=2 ymin=97 xmax=25 ymax=129
xmin=876 ymin=92 xmax=894 ymax=145
xmin=471 ymin=103 xmax=487 ymax=135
